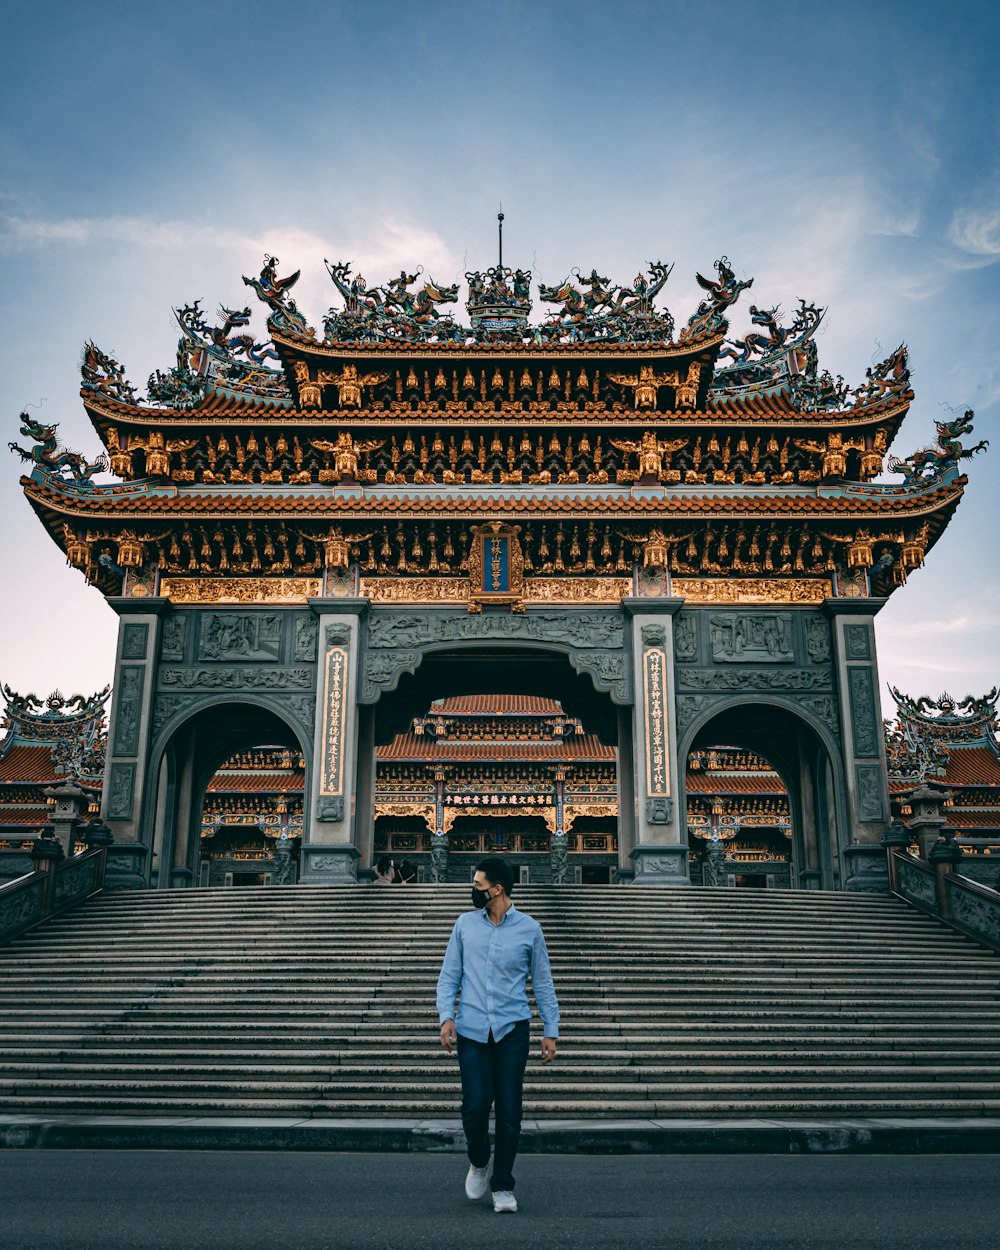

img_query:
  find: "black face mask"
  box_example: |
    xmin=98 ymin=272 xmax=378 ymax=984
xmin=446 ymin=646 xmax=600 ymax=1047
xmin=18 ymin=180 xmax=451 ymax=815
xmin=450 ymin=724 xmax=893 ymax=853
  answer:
xmin=471 ymin=885 xmax=494 ymax=909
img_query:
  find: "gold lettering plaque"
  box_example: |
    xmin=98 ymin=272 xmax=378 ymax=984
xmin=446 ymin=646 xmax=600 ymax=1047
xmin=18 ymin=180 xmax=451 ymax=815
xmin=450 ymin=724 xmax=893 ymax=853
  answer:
xmin=161 ymin=577 xmax=322 ymax=604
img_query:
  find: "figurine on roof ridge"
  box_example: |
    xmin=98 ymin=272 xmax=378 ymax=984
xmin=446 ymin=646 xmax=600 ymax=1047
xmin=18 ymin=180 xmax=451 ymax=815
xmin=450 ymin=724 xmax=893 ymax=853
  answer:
xmin=888 ymin=408 xmax=988 ymax=485
xmin=680 ymin=257 xmax=754 ymax=342
xmin=243 ymin=255 xmax=313 ymax=337
xmin=537 ymin=261 xmax=674 ymax=344
xmin=8 ymin=412 xmax=107 ymax=484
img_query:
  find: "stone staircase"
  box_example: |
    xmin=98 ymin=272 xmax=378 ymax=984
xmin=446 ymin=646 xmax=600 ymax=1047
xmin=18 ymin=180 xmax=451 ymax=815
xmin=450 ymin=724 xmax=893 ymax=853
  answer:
xmin=1 ymin=885 xmax=998 ymax=1119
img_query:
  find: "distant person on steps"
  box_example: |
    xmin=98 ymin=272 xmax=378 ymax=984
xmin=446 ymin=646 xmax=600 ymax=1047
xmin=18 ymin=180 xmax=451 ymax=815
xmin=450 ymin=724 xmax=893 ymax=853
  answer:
xmin=436 ymin=856 xmax=559 ymax=1214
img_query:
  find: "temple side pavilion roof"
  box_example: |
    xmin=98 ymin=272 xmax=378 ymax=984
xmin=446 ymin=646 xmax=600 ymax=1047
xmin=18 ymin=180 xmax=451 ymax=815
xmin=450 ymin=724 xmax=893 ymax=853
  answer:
xmin=11 ymin=250 xmax=986 ymax=604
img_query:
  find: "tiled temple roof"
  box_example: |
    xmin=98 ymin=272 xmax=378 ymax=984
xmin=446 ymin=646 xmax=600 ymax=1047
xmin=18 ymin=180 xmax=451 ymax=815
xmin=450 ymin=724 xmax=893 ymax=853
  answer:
xmin=24 ymin=472 xmax=966 ymax=520
xmin=376 ymin=733 xmax=615 ymax=762
xmin=431 ymin=695 xmax=565 ymax=716
xmin=686 ymin=771 xmax=786 ymax=795
xmin=206 ymin=772 xmax=305 ymax=793
xmin=0 ymin=744 xmax=60 ymax=786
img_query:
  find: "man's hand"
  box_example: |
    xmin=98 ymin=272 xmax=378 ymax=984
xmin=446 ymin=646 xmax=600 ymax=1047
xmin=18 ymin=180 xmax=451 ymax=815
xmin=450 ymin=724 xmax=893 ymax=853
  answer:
xmin=541 ymin=1037 xmax=557 ymax=1064
xmin=440 ymin=1020 xmax=457 ymax=1054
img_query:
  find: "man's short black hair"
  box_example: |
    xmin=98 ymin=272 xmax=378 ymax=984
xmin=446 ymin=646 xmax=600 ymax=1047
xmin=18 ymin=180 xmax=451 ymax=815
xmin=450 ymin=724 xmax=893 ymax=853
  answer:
xmin=476 ymin=855 xmax=514 ymax=896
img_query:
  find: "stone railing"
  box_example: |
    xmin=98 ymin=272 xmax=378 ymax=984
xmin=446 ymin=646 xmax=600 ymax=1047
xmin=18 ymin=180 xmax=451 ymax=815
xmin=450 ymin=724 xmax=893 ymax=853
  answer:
xmin=0 ymin=819 xmax=113 ymax=946
xmin=885 ymin=823 xmax=1000 ymax=952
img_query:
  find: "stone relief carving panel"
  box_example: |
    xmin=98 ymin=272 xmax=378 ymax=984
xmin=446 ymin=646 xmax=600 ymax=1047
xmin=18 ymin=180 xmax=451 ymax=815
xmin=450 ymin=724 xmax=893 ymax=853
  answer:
xmin=848 ymin=666 xmax=879 ymax=757
xmin=286 ymin=695 xmax=316 ymax=734
xmin=897 ymin=857 xmax=936 ymax=908
xmin=160 ymin=616 xmax=187 ymax=661
xmin=855 ymin=763 xmax=885 ymax=822
xmin=366 ymin=610 xmax=624 ymax=651
xmin=159 ymin=668 xmax=313 ymax=690
xmin=112 ymin=666 xmax=144 ymax=757
xmin=805 ymin=616 xmax=831 ymax=663
xmin=316 ymin=796 xmax=345 ymax=822
xmin=677 ymin=669 xmax=832 ymax=691
xmin=121 ymin=623 xmax=148 ymax=660
xmin=151 ymin=694 xmax=187 ymax=737
xmin=844 ymin=623 xmax=872 ymax=660
xmin=673 ymin=615 xmax=697 ymax=662
xmin=107 ymin=762 xmax=136 ymax=820
xmin=709 ymin=613 xmax=793 ymax=663
xmin=636 ymin=854 xmax=684 ymax=875
xmin=294 ymin=615 xmax=319 ymax=661
xmin=948 ymin=881 xmax=1000 ymax=945
xmin=646 ymin=797 xmax=673 ymax=824
xmin=198 ymin=612 xmax=282 ymax=662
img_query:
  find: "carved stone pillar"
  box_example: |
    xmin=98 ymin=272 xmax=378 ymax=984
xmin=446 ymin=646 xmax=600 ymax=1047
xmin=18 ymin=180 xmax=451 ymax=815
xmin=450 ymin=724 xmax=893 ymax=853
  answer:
xmin=102 ymin=598 xmax=168 ymax=889
xmin=826 ymin=600 xmax=891 ymax=892
xmin=623 ymin=598 xmax=689 ymax=885
xmin=301 ymin=598 xmax=366 ymax=883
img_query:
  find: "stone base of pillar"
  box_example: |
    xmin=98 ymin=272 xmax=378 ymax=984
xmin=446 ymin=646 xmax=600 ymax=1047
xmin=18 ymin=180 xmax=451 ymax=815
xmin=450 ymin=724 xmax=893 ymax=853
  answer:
xmin=798 ymin=869 xmax=823 ymax=890
xmin=170 ymin=866 xmax=194 ymax=888
xmin=630 ymin=845 xmax=691 ymax=886
xmin=843 ymin=843 xmax=889 ymax=893
xmin=104 ymin=844 xmax=149 ymax=892
xmin=300 ymin=844 xmax=361 ymax=884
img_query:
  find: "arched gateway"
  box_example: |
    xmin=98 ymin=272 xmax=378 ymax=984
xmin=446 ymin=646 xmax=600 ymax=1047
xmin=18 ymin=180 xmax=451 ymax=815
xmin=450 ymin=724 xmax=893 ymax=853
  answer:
xmin=14 ymin=246 xmax=980 ymax=888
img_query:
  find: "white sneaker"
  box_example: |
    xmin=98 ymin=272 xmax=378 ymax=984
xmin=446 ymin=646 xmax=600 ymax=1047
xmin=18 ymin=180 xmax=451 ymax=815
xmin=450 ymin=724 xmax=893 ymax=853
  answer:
xmin=492 ymin=1190 xmax=518 ymax=1213
xmin=465 ymin=1164 xmax=490 ymax=1200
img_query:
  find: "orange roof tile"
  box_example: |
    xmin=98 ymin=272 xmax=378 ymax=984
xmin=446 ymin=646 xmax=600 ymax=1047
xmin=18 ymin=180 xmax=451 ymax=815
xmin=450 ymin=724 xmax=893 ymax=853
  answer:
xmin=376 ymin=733 xmax=615 ymax=762
xmin=0 ymin=745 xmax=58 ymax=785
xmin=686 ymin=772 xmax=786 ymax=795
xmin=207 ymin=773 xmax=304 ymax=793
xmin=943 ymin=746 xmax=1000 ymax=787
xmin=950 ymin=811 xmax=1000 ymax=829
xmin=0 ymin=808 xmax=50 ymax=827
xmin=432 ymin=695 xmax=564 ymax=716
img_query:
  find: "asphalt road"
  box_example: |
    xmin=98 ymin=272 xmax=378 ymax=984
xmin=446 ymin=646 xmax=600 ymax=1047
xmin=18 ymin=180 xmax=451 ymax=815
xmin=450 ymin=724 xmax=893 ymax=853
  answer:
xmin=1 ymin=1150 xmax=997 ymax=1250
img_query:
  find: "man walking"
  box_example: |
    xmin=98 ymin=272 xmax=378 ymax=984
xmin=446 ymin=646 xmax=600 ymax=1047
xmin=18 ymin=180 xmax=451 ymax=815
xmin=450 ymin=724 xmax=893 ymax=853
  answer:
xmin=436 ymin=856 xmax=560 ymax=1214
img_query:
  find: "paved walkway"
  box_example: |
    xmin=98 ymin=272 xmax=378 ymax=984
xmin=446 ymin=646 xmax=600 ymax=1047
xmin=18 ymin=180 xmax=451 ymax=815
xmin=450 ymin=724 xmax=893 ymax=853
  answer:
xmin=2 ymin=1151 xmax=998 ymax=1249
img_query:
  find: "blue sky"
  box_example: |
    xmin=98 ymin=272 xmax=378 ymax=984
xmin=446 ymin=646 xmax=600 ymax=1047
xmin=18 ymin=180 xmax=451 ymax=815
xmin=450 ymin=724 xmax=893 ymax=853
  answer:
xmin=1 ymin=1 xmax=997 ymax=716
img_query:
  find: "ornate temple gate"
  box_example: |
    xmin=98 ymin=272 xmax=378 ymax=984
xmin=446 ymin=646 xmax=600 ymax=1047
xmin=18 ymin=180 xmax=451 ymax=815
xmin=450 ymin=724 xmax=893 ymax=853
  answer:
xmin=18 ymin=242 xmax=978 ymax=890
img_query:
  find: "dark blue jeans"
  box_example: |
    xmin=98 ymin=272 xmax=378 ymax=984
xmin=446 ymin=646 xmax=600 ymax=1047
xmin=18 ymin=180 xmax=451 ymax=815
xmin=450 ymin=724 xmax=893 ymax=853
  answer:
xmin=456 ymin=1019 xmax=530 ymax=1192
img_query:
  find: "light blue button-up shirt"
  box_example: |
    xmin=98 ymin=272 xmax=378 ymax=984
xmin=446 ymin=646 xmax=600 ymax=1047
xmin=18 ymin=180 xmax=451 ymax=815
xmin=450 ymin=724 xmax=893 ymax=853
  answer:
xmin=436 ymin=903 xmax=560 ymax=1042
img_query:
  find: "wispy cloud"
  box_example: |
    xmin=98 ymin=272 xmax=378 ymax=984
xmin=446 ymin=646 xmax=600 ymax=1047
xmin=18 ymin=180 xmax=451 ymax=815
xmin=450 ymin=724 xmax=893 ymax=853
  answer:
xmin=946 ymin=203 xmax=1000 ymax=260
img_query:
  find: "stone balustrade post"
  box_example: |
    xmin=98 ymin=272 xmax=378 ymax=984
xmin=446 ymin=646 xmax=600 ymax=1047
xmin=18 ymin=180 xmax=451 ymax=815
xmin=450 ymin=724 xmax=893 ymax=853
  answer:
xmin=82 ymin=817 xmax=115 ymax=890
xmin=928 ymin=833 xmax=964 ymax=921
xmin=29 ymin=825 xmax=64 ymax=914
xmin=881 ymin=818 xmax=911 ymax=894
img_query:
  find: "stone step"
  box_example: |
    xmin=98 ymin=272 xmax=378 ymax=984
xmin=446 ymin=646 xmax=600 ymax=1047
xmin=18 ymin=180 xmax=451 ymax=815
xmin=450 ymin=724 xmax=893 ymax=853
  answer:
xmin=3 ymin=1062 xmax=996 ymax=1084
xmin=3 ymin=1000 xmax=995 ymax=1020
xmin=3 ymin=885 xmax=998 ymax=1122
xmin=5 ymin=982 xmax=996 ymax=1000
xmin=7 ymin=1093 xmax=1000 ymax=1119
xmin=3 ymin=1046 xmax=995 ymax=1065
xmin=3 ymin=1074 xmax=999 ymax=1098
